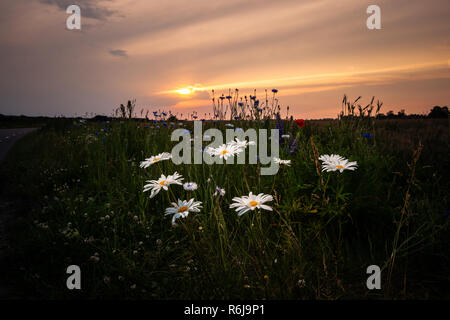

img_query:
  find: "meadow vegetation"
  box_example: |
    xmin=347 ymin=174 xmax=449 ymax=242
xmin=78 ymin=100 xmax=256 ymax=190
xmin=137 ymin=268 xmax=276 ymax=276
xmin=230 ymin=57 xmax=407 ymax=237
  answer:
xmin=0 ymin=95 xmax=448 ymax=299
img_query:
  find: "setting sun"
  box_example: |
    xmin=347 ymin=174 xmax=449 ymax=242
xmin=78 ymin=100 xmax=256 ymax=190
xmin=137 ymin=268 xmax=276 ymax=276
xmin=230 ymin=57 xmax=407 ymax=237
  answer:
xmin=176 ymin=88 xmax=192 ymax=95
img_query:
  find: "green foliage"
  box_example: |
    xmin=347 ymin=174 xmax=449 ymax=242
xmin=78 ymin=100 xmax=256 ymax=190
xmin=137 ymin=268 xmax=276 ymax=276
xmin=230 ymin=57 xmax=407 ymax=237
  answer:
xmin=1 ymin=116 xmax=449 ymax=299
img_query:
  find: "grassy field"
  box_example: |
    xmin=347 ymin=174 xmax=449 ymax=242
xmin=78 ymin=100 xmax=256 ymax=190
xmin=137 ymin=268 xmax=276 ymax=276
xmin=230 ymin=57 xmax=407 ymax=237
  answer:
xmin=0 ymin=115 xmax=449 ymax=299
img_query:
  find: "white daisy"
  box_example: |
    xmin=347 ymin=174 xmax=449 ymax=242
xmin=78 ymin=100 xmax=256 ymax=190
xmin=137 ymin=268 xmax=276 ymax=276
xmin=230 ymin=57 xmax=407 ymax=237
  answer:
xmin=281 ymin=134 xmax=290 ymax=139
xmin=273 ymin=157 xmax=291 ymax=166
xmin=164 ymin=199 xmax=202 ymax=225
xmin=318 ymin=154 xmax=345 ymax=164
xmin=227 ymin=138 xmax=256 ymax=151
xmin=225 ymin=123 xmax=234 ymax=127
xmin=213 ymin=186 xmax=226 ymax=197
xmin=143 ymin=172 xmax=184 ymax=198
xmin=140 ymin=152 xmax=172 ymax=168
xmin=183 ymin=182 xmax=198 ymax=191
xmin=205 ymin=143 xmax=242 ymax=160
xmin=319 ymin=154 xmax=358 ymax=173
xmin=229 ymin=192 xmax=273 ymax=216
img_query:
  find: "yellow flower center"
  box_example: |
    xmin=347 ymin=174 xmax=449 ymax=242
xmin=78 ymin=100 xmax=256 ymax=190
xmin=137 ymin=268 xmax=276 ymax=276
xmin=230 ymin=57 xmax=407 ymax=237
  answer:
xmin=178 ymin=206 xmax=188 ymax=213
xmin=159 ymin=180 xmax=167 ymax=185
xmin=335 ymin=165 xmax=344 ymax=168
xmin=249 ymin=201 xmax=258 ymax=207
xmin=221 ymin=150 xmax=228 ymax=155
xmin=153 ymin=157 xmax=160 ymax=162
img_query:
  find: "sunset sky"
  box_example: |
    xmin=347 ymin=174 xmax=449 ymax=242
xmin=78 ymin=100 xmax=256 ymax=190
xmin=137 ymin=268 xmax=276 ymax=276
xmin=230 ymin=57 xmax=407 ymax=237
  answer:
xmin=1 ymin=0 xmax=449 ymax=119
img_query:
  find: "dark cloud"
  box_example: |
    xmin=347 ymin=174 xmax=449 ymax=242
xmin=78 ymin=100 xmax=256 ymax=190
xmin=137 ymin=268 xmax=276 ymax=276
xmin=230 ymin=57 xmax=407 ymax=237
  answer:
xmin=109 ymin=49 xmax=128 ymax=57
xmin=39 ymin=0 xmax=116 ymax=20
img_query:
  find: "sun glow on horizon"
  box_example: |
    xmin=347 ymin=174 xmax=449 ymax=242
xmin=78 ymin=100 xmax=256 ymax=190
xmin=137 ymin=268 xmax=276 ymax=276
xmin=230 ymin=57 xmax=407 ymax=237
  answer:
xmin=175 ymin=88 xmax=193 ymax=95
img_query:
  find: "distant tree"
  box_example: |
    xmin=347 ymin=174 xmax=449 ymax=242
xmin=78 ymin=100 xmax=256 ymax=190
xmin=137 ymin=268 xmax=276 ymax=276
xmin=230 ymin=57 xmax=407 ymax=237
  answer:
xmin=397 ymin=109 xmax=406 ymax=118
xmin=386 ymin=110 xmax=395 ymax=118
xmin=428 ymin=106 xmax=449 ymax=118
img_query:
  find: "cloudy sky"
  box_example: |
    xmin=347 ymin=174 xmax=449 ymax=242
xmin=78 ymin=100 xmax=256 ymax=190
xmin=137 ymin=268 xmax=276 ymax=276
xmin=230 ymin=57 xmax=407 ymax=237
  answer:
xmin=1 ymin=0 xmax=449 ymax=119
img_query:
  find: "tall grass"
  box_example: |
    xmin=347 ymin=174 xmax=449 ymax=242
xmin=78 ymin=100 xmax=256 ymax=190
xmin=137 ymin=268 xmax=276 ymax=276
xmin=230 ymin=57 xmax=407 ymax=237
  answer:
xmin=1 ymin=97 xmax=449 ymax=299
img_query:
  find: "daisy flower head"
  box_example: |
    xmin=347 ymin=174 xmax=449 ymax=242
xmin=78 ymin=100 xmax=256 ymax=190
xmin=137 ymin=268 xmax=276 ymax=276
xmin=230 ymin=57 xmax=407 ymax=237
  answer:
xmin=165 ymin=199 xmax=202 ymax=225
xmin=140 ymin=152 xmax=172 ymax=168
xmin=228 ymin=138 xmax=256 ymax=151
xmin=319 ymin=154 xmax=358 ymax=173
xmin=318 ymin=154 xmax=345 ymax=164
xmin=230 ymin=192 xmax=273 ymax=216
xmin=213 ymin=186 xmax=226 ymax=197
xmin=183 ymin=182 xmax=198 ymax=191
xmin=281 ymin=134 xmax=290 ymax=139
xmin=205 ymin=143 xmax=242 ymax=160
xmin=143 ymin=172 xmax=184 ymax=198
xmin=273 ymin=157 xmax=291 ymax=166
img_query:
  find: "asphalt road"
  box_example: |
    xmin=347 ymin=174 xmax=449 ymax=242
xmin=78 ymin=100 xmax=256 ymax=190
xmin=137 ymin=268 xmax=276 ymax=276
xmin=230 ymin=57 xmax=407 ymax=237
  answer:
xmin=0 ymin=128 xmax=38 ymax=163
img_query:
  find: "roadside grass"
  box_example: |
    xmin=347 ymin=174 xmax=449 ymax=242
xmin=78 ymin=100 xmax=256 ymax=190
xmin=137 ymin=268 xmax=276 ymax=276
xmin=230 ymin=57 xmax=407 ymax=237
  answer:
xmin=1 ymin=117 xmax=449 ymax=299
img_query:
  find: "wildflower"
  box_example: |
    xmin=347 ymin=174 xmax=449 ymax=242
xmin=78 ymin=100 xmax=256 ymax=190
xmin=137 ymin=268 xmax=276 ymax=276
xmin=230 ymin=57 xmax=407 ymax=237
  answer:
xmin=230 ymin=192 xmax=273 ymax=216
xmin=244 ymin=284 xmax=250 ymax=289
xmin=363 ymin=133 xmax=373 ymax=139
xmin=183 ymin=182 xmax=198 ymax=191
xmin=272 ymin=89 xmax=278 ymax=93
xmin=198 ymin=226 xmax=203 ymax=231
xmin=264 ymin=275 xmax=269 ymax=279
xmin=164 ymin=199 xmax=202 ymax=225
xmin=281 ymin=134 xmax=290 ymax=139
xmin=205 ymin=143 xmax=242 ymax=160
xmin=213 ymin=186 xmax=226 ymax=197
xmin=140 ymin=152 xmax=172 ymax=168
xmin=84 ymin=236 xmax=95 ymax=243
xmin=228 ymin=137 xmax=256 ymax=151
xmin=103 ymin=276 xmax=111 ymax=284
xmin=273 ymin=157 xmax=291 ymax=166
xmin=319 ymin=154 xmax=358 ymax=173
xmin=295 ymin=119 xmax=305 ymax=128
xmin=90 ymin=252 xmax=100 ymax=262
xmin=143 ymin=172 xmax=184 ymax=198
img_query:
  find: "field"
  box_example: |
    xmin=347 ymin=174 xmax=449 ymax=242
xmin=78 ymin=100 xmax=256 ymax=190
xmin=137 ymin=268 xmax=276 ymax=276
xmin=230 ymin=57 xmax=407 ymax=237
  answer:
xmin=0 ymin=114 xmax=449 ymax=299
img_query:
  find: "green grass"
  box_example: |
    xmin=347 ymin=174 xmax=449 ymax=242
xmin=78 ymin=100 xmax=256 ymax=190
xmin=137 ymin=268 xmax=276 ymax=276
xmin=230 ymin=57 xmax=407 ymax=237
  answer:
xmin=1 ymin=116 xmax=449 ymax=299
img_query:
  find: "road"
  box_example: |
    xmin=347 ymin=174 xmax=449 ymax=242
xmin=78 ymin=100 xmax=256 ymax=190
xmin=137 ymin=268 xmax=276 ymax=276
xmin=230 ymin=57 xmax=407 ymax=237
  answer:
xmin=0 ymin=128 xmax=38 ymax=163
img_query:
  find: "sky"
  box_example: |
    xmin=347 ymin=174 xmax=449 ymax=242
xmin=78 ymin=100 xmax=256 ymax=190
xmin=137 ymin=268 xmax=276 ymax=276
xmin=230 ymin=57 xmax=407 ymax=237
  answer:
xmin=0 ymin=0 xmax=449 ymax=119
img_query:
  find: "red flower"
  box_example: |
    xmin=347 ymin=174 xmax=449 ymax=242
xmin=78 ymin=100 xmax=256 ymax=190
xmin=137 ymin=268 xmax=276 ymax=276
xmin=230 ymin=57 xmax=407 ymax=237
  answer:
xmin=295 ymin=119 xmax=305 ymax=128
